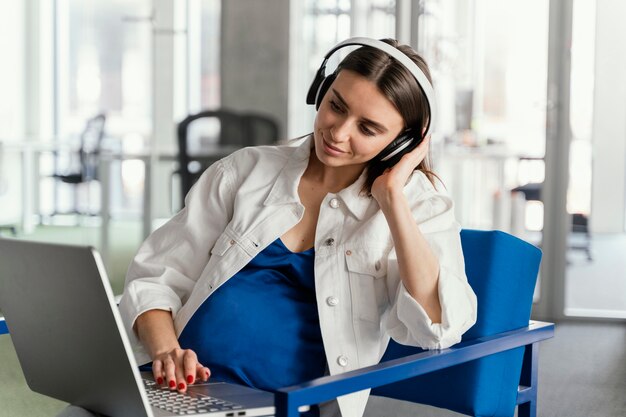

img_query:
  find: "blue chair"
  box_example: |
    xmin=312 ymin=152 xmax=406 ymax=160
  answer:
xmin=0 ymin=230 xmax=553 ymax=417
xmin=274 ymin=230 xmax=554 ymax=417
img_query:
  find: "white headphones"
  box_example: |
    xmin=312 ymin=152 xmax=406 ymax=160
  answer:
xmin=306 ymin=37 xmax=436 ymax=148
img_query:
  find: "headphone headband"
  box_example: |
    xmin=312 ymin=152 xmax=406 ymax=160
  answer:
xmin=307 ymin=37 xmax=436 ymax=138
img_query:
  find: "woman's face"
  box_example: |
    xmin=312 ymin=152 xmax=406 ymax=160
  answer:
xmin=313 ymin=70 xmax=405 ymax=170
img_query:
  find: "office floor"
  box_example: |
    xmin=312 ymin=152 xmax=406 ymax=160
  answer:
xmin=0 ymin=222 xmax=625 ymax=416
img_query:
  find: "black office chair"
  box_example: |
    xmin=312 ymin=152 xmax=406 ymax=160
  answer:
xmin=49 ymin=114 xmax=107 ymax=218
xmin=175 ymin=110 xmax=247 ymax=207
xmin=241 ymin=112 xmax=280 ymax=147
xmin=174 ymin=110 xmax=280 ymax=209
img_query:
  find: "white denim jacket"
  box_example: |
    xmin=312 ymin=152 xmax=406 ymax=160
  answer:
xmin=119 ymin=136 xmax=477 ymax=417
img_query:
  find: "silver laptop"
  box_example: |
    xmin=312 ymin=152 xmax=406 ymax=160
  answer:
xmin=0 ymin=239 xmax=275 ymax=417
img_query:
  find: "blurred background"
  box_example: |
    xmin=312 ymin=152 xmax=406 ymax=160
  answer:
xmin=0 ymin=0 xmax=624 ymax=416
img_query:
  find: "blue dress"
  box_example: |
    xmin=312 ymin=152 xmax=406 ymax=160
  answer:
xmin=178 ymin=238 xmax=327 ymax=394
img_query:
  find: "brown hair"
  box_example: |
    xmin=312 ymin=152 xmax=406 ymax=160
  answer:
xmin=335 ymin=39 xmax=440 ymax=194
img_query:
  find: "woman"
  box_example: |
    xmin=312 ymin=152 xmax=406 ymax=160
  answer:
xmin=73 ymin=38 xmax=476 ymax=417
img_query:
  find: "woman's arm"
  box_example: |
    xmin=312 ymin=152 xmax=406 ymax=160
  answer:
xmin=119 ymin=157 xmax=236 ymax=364
xmin=371 ymin=136 xmax=442 ymax=323
xmin=135 ymin=309 xmax=210 ymax=392
xmin=372 ymin=137 xmax=477 ymax=349
xmin=376 ymin=190 xmax=442 ymax=323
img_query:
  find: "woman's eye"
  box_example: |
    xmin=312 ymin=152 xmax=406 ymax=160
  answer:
xmin=329 ymin=100 xmax=343 ymax=113
xmin=360 ymin=125 xmax=376 ymax=136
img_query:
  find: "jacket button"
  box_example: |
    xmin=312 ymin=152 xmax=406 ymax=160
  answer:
xmin=337 ymin=355 xmax=349 ymax=367
xmin=326 ymin=296 xmax=339 ymax=306
xmin=329 ymin=198 xmax=340 ymax=209
xmin=345 ymin=250 xmax=352 ymax=256
xmin=230 ymin=240 xmax=235 ymax=245
xmin=325 ymin=238 xmax=335 ymax=246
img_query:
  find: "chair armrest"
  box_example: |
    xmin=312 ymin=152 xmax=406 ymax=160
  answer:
xmin=274 ymin=321 xmax=554 ymax=417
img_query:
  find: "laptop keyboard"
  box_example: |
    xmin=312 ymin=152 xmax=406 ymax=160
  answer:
xmin=143 ymin=379 xmax=245 ymax=415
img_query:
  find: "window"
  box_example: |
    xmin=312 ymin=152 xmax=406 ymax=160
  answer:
xmin=0 ymin=3 xmax=24 ymax=224
xmin=0 ymin=3 xmax=24 ymax=139
xmin=56 ymin=0 xmax=152 ymax=138
xmin=188 ymin=0 xmax=221 ymax=112
xmin=568 ymin=0 xmax=595 ymax=216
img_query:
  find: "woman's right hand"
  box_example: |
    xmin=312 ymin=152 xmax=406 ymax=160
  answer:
xmin=152 ymin=347 xmax=211 ymax=392
xmin=134 ymin=309 xmax=210 ymax=393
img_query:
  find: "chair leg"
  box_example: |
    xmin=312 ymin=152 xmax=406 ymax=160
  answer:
xmin=518 ymin=398 xmax=537 ymax=417
xmin=517 ymin=343 xmax=539 ymax=417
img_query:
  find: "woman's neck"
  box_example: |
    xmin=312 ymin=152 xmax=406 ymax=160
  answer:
xmin=304 ymin=148 xmax=365 ymax=193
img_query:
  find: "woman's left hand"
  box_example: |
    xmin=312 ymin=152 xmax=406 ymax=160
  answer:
xmin=371 ymin=135 xmax=431 ymax=206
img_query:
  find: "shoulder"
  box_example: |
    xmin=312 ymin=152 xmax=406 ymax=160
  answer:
xmin=222 ymin=141 xmax=301 ymax=173
xmin=405 ymin=170 xmax=456 ymax=223
xmin=212 ymin=139 xmax=307 ymax=191
xmin=406 ymin=170 xmax=442 ymax=199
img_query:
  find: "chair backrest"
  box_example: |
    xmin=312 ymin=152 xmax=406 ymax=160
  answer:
xmin=79 ymin=114 xmax=107 ymax=181
xmin=373 ymin=229 xmax=542 ymax=417
xmin=176 ymin=109 xmax=281 ymax=205
xmin=241 ymin=112 xmax=280 ymax=146
xmin=176 ymin=109 xmax=247 ymax=203
xmin=58 ymin=114 xmax=106 ymax=180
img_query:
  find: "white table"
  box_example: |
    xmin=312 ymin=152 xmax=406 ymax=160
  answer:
xmin=2 ymin=140 xmax=70 ymax=233
xmin=3 ymin=140 xmax=237 ymax=267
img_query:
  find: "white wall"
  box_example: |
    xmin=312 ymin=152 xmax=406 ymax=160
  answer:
xmin=590 ymin=0 xmax=626 ymax=233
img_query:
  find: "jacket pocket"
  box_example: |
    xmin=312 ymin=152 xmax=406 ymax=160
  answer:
xmin=345 ymin=247 xmax=389 ymax=323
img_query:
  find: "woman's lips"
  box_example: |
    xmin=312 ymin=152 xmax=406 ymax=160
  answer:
xmin=322 ymin=135 xmax=346 ymax=155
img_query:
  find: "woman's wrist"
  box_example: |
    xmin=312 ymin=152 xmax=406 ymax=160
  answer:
xmin=135 ymin=309 xmax=181 ymax=359
xmin=376 ymin=187 xmax=408 ymax=214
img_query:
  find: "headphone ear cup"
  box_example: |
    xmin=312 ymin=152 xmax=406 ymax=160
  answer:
xmin=306 ymin=68 xmax=325 ymax=105
xmin=375 ymin=128 xmax=422 ymax=165
xmin=315 ymin=73 xmax=337 ymax=110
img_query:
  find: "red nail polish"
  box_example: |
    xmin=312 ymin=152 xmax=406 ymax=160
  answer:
xmin=187 ymin=375 xmax=193 ymax=384
xmin=205 ymin=370 xmax=210 ymax=379
xmin=157 ymin=377 xmax=163 ymax=385
xmin=169 ymin=380 xmax=176 ymax=388
xmin=178 ymin=382 xmax=185 ymax=390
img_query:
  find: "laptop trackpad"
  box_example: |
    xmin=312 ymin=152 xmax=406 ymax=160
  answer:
xmin=187 ymin=383 xmax=274 ymax=406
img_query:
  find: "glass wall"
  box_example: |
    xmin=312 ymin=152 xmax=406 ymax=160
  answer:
xmin=289 ymin=0 xmax=396 ymax=137
xmin=188 ymin=0 xmax=221 ymax=112
xmin=0 ymin=2 xmax=24 ymax=224
xmin=56 ymin=0 xmax=152 ymax=138
xmin=418 ymin=0 xmax=549 ymax=231
xmin=567 ymin=0 xmax=595 ymax=219
xmin=0 ymin=3 xmax=24 ymax=139
xmin=37 ymin=0 xmax=221 ymax=217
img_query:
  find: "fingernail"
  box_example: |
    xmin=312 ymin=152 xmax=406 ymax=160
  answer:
xmin=205 ymin=370 xmax=210 ymax=379
xmin=178 ymin=382 xmax=186 ymax=390
xmin=169 ymin=380 xmax=176 ymax=388
xmin=187 ymin=375 xmax=193 ymax=384
xmin=157 ymin=377 xmax=163 ymax=385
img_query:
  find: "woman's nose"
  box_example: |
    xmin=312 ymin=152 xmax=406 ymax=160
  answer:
xmin=330 ymin=120 xmax=352 ymax=143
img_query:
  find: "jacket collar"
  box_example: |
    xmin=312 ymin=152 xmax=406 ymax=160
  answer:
xmin=264 ymin=135 xmax=375 ymax=221
xmin=336 ymin=170 xmax=373 ymax=221
xmin=263 ymin=136 xmax=311 ymax=207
